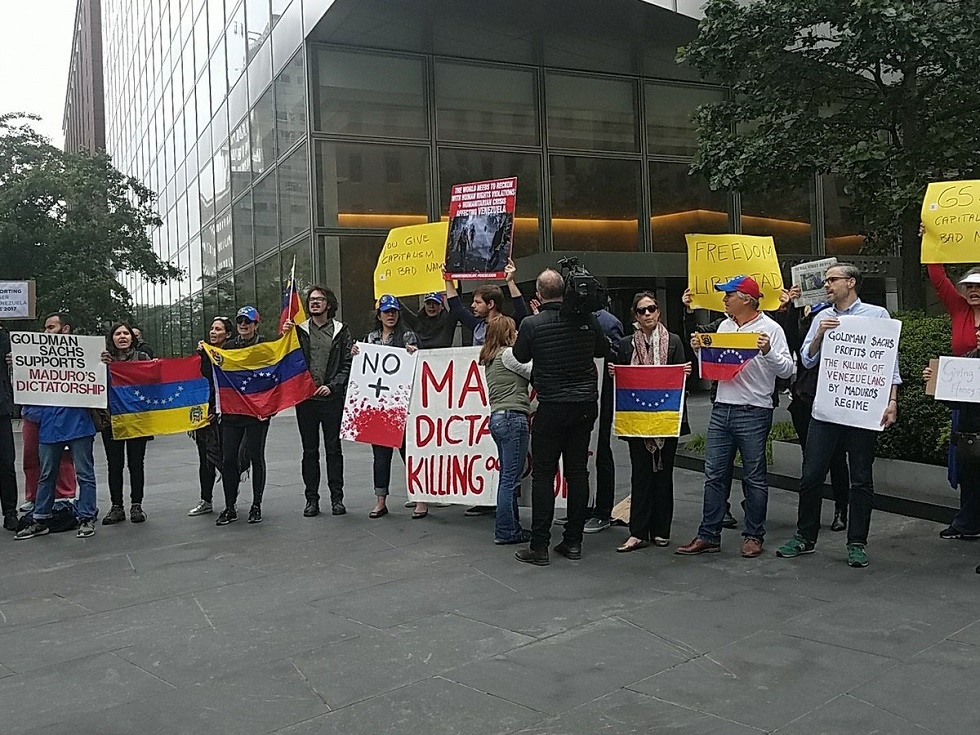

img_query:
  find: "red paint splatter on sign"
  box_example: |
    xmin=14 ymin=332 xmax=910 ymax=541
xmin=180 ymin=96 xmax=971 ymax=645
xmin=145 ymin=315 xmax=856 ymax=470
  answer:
xmin=346 ymin=400 xmax=408 ymax=448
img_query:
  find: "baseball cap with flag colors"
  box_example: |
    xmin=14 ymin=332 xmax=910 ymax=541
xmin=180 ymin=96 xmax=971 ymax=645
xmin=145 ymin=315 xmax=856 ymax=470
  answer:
xmin=236 ymin=306 xmax=260 ymax=323
xmin=714 ymin=275 xmax=762 ymax=300
xmin=378 ymin=295 xmax=401 ymax=312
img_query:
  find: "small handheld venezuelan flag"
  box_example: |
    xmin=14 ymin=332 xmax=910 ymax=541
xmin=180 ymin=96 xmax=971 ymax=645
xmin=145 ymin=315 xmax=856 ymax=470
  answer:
xmin=613 ymin=365 xmax=687 ymax=438
xmin=108 ymin=356 xmax=211 ymax=440
xmin=695 ymin=332 xmax=762 ymax=381
xmin=279 ymin=256 xmax=308 ymax=334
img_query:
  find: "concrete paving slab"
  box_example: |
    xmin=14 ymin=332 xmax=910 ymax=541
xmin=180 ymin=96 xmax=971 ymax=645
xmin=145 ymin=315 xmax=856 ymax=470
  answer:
xmin=772 ymin=693 xmax=937 ymax=735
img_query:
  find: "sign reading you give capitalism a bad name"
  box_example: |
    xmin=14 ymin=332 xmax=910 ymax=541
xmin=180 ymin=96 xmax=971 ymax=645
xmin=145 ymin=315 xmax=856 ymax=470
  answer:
xmin=374 ymin=221 xmax=450 ymax=299
xmin=686 ymin=234 xmax=784 ymax=312
xmin=920 ymin=180 xmax=980 ymax=263
xmin=812 ymin=316 xmax=901 ymax=432
xmin=10 ymin=332 xmax=108 ymax=408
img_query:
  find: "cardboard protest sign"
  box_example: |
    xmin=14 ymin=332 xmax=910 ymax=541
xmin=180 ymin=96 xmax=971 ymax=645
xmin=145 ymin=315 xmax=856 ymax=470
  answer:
xmin=374 ymin=222 xmax=450 ymax=299
xmin=812 ymin=316 xmax=901 ymax=432
xmin=0 ymin=281 xmax=36 ymax=319
xmin=340 ymin=343 xmax=418 ymax=448
xmin=11 ymin=332 xmax=108 ymax=408
xmin=444 ymin=177 xmax=517 ymax=280
xmin=686 ymin=234 xmax=784 ymax=312
xmin=934 ymin=356 xmax=980 ymax=403
xmin=920 ymin=180 xmax=980 ymax=263
xmin=791 ymin=258 xmax=836 ymax=307
xmin=925 ymin=358 xmax=939 ymax=396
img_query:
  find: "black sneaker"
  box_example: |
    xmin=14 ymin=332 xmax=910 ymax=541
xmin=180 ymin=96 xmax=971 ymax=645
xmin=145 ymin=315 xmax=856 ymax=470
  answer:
xmin=130 ymin=504 xmax=146 ymax=523
xmin=216 ymin=507 xmax=238 ymax=526
xmin=15 ymin=520 xmax=49 ymax=540
xmin=515 ymin=546 xmax=550 ymax=566
xmin=247 ymin=505 xmax=262 ymax=524
xmin=102 ymin=505 xmax=126 ymax=525
xmin=939 ymin=526 xmax=980 ymax=540
xmin=3 ymin=511 xmax=17 ymax=532
xmin=554 ymin=541 xmax=582 ymax=560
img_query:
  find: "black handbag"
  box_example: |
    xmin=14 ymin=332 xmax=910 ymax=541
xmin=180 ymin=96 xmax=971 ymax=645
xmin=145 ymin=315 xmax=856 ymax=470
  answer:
xmin=955 ymin=432 xmax=980 ymax=464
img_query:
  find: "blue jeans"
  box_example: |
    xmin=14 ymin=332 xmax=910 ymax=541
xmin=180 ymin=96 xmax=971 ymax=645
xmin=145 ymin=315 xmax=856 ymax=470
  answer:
xmin=35 ymin=436 xmax=98 ymax=522
xmin=490 ymin=410 xmax=529 ymax=542
xmin=698 ymin=403 xmax=773 ymax=544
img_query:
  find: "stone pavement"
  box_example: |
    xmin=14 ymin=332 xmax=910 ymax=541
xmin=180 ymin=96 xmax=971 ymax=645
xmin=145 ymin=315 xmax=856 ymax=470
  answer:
xmin=1 ymin=414 xmax=978 ymax=734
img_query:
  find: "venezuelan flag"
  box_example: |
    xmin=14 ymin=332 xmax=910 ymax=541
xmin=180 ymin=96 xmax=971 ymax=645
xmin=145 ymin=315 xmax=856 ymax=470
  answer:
xmin=108 ymin=356 xmax=210 ymax=440
xmin=613 ymin=365 xmax=687 ymax=438
xmin=203 ymin=329 xmax=316 ymax=419
xmin=695 ymin=332 xmax=762 ymax=381
xmin=279 ymin=256 xmax=308 ymax=334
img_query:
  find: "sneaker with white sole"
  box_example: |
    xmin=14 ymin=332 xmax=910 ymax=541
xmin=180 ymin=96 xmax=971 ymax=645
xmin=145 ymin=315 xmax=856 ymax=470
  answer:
xmin=15 ymin=520 xmax=49 ymax=540
xmin=76 ymin=520 xmax=96 ymax=538
xmin=583 ymin=517 xmax=611 ymax=534
xmin=188 ymin=500 xmax=213 ymax=516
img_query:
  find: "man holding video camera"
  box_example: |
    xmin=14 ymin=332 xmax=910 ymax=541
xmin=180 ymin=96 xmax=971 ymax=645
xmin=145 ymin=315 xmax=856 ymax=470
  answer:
xmin=511 ymin=266 xmax=609 ymax=566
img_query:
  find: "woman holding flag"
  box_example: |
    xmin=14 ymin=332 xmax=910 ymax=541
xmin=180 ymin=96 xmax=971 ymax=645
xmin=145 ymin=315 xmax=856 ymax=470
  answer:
xmin=609 ymin=292 xmax=691 ymax=553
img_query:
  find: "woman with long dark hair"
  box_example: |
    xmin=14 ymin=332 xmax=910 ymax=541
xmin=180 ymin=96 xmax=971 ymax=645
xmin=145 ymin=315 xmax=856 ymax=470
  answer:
xmin=101 ymin=322 xmax=152 ymax=525
xmin=188 ymin=316 xmax=234 ymax=517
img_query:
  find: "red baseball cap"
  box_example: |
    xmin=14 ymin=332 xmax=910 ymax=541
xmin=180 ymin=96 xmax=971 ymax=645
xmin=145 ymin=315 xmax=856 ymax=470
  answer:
xmin=714 ymin=275 xmax=762 ymax=300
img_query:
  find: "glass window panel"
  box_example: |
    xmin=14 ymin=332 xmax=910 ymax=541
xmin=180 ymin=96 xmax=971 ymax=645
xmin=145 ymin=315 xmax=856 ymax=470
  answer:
xmin=275 ymin=52 xmax=306 ymax=155
xmin=434 ymin=62 xmax=537 ymax=146
xmin=280 ymin=238 xmax=313 ymax=296
xmin=227 ymin=1 xmax=247 ymax=85
xmin=246 ymin=0 xmax=270 ymax=61
xmin=234 ymin=265 xmax=256 ymax=309
xmin=271 ymin=0 xmax=301 ymax=75
xmin=741 ymin=184 xmax=813 ymax=254
xmin=175 ymin=192 xmax=188 ymax=247
xmin=210 ymin=37 xmax=227 ymax=108
xmin=254 ymin=252 xmax=282 ymax=338
xmin=823 ymin=176 xmax=865 ymax=256
xmin=232 ymin=191 xmax=253 ymax=268
xmin=215 ymin=206 xmax=234 ymax=277
xmin=195 ymin=68 xmax=211 ymax=134
xmin=650 ymin=161 xmax=730 ymax=252
xmin=212 ymin=99 xmax=229 ymax=151
xmin=438 ymin=148 xmax=541 ymax=259
xmin=187 ymin=175 xmax=201 ymax=236
xmin=199 ymin=158 xmax=215 ymax=224
xmin=550 ymin=155 xmax=641 ymax=251
xmin=546 ymin=73 xmax=637 ymax=152
xmin=646 ymin=83 xmax=725 ymax=157
xmin=253 ymin=170 xmax=279 ymax=257
xmin=315 ymin=141 xmax=428 ymax=229
xmin=250 ymin=85 xmax=276 ymax=176
xmin=193 ymin=11 xmax=208 ymax=75
xmin=215 ymin=277 xmax=235 ymax=315
xmin=311 ymin=48 xmax=426 ymax=138
xmin=280 ymin=142 xmax=310 ymax=241
xmin=207 ymin=0 xmax=224 ymax=50
xmin=247 ymin=38 xmax=273 ymax=102
xmin=188 ymin=232 xmax=203 ymax=288
xmin=197 ymin=123 xmax=212 ymax=171
xmin=214 ymin=139 xmax=231 ymax=212
xmin=271 ymin=0 xmax=291 ymax=19
xmin=228 ymin=73 xmax=248 ymax=128
xmin=202 ymin=219 xmax=217 ymax=280
xmin=230 ymin=117 xmax=251 ymax=198
xmin=334 ymin=235 xmax=388 ymax=340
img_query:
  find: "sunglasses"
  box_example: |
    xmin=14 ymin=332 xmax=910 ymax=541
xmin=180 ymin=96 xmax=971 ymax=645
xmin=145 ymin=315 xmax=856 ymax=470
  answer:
xmin=635 ymin=305 xmax=659 ymax=315
xmin=236 ymin=318 xmax=255 ymax=325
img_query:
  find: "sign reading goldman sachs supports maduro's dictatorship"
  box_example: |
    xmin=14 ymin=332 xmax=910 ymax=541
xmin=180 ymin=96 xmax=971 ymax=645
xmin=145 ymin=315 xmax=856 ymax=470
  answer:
xmin=10 ymin=332 xmax=108 ymax=408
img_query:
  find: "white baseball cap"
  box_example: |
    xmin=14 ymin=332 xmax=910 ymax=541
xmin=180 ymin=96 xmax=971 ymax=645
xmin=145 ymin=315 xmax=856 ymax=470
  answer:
xmin=958 ymin=273 xmax=980 ymax=285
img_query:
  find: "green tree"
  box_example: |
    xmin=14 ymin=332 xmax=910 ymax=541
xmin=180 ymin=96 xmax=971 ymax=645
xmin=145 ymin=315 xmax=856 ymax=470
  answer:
xmin=0 ymin=113 xmax=181 ymax=333
xmin=680 ymin=0 xmax=980 ymax=309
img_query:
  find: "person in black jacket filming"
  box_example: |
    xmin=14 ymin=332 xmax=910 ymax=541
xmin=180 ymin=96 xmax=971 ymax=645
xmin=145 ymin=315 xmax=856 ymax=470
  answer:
xmin=511 ymin=267 xmax=609 ymax=566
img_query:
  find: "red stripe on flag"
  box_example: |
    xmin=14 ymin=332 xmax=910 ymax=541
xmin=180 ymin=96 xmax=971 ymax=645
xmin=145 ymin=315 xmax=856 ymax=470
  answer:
xmin=699 ymin=361 xmax=750 ymax=381
xmin=614 ymin=364 xmax=687 ymax=391
xmin=217 ymin=371 xmax=316 ymax=418
xmin=108 ymin=356 xmax=204 ymax=386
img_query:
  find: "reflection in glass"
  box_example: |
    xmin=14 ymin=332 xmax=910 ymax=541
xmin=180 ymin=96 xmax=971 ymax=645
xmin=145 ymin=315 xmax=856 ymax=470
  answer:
xmin=255 ymin=252 xmax=282 ymax=335
xmin=253 ymin=170 xmax=278 ymax=257
xmin=214 ymin=142 xmax=232 ymax=213
xmin=216 ymin=207 xmax=234 ymax=277
xmin=646 ymin=83 xmax=725 ymax=157
xmin=434 ymin=62 xmax=537 ymax=146
xmin=334 ymin=235 xmax=388 ymax=339
xmin=741 ymin=184 xmax=813 ymax=254
xmin=235 ymin=266 xmax=256 ymax=309
xmin=275 ymin=52 xmax=306 ymax=155
xmin=246 ymin=0 xmax=271 ymax=61
xmin=280 ymin=238 xmax=314 ymax=295
xmin=280 ymin=142 xmax=310 ymax=241
xmin=250 ymin=85 xmax=276 ymax=176
xmin=202 ymin=220 xmax=217 ymax=280
xmin=823 ymin=176 xmax=865 ymax=255
xmin=230 ymin=117 xmax=251 ymax=198
xmin=315 ymin=141 xmax=429 ymax=228
xmin=438 ymin=148 xmax=541 ymax=259
xmin=550 ymin=156 xmax=641 ymax=251
xmin=199 ymin=159 xmax=215 ymax=225
xmin=232 ymin=191 xmax=253 ymax=269
xmin=227 ymin=2 xmax=247 ymax=85
xmin=311 ymin=48 xmax=426 ymax=138
xmin=649 ymin=161 xmax=730 ymax=252
xmin=547 ymin=73 xmax=637 ymax=151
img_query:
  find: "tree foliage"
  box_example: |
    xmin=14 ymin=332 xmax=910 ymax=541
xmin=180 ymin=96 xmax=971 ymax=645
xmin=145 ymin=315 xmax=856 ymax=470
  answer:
xmin=0 ymin=113 xmax=181 ymax=334
xmin=680 ymin=0 xmax=980 ymax=309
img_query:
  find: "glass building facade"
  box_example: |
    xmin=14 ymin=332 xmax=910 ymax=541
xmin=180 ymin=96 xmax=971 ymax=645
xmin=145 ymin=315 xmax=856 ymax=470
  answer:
xmin=101 ymin=0 xmax=896 ymax=353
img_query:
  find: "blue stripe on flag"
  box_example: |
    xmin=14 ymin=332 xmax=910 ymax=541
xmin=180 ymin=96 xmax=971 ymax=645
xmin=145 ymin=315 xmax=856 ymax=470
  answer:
xmin=700 ymin=347 xmax=760 ymax=366
xmin=615 ymin=388 xmax=683 ymax=413
xmin=212 ymin=347 xmax=308 ymax=396
xmin=109 ymin=378 xmax=211 ymax=416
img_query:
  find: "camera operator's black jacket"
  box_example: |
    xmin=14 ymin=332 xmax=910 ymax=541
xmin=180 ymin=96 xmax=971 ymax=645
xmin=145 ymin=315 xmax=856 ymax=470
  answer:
xmin=512 ymin=302 xmax=609 ymax=403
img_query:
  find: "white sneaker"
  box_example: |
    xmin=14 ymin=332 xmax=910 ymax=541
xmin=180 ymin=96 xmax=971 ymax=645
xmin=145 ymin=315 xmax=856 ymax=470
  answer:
xmin=188 ymin=501 xmax=213 ymax=516
xmin=76 ymin=520 xmax=96 ymax=538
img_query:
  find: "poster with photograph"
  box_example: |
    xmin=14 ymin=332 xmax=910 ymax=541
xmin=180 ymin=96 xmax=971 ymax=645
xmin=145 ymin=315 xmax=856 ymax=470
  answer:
xmin=443 ymin=177 xmax=517 ymax=280
xmin=791 ymin=257 xmax=837 ymax=307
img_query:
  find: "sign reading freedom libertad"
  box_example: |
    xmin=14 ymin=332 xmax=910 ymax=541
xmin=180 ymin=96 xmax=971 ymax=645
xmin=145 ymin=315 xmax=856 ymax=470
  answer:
xmin=10 ymin=332 xmax=108 ymax=408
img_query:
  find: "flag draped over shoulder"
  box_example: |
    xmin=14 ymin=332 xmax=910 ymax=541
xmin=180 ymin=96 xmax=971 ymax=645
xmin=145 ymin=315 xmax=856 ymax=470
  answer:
xmin=695 ymin=332 xmax=762 ymax=381
xmin=108 ymin=356 xmax=210 ymax=440
xmin=613 ymin=365 xmax=686 ymax=438
xmin=202 ymin=330 xmax=315 ymax=419
xmin=279 ymin=256 xmax=307 ymax=334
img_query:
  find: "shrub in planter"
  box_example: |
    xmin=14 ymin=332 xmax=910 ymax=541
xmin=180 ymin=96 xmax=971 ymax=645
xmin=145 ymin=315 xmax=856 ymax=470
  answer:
xmin=876 ymin=311 xmax=951 ymax=466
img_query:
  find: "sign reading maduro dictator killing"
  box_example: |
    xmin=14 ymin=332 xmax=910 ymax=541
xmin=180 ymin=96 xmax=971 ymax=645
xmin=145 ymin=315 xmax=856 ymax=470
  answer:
xmin=11 ymin=332 xmax=108 ymax=408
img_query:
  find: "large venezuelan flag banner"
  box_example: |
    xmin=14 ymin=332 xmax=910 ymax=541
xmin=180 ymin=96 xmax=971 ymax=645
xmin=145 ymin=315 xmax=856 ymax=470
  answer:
xmin=695 ymin=332 xmax=762 ymax=381
xmin=613 ymin=365 xmax=687 ymax=438
xmin=108 ymin=356 xmax=211 ymax=439
xmin=202 ymin=330 xmax=316 ymax=419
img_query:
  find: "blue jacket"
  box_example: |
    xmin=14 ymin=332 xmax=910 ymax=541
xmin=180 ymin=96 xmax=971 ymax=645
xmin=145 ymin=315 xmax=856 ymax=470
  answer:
xmin=20 ymin=406 xmax=96 ymax=444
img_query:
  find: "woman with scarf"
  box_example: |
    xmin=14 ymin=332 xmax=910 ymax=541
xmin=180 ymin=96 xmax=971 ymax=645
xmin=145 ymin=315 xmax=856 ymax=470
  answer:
xmin=610 ymin=291 xmax=691 ymax=552
xmin=100 ymin=322 xmax=153 ymax=525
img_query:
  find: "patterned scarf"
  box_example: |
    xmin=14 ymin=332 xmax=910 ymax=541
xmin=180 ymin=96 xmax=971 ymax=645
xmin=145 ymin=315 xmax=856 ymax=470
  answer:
xmin=631 ymin=323 xmax=669 ymax=470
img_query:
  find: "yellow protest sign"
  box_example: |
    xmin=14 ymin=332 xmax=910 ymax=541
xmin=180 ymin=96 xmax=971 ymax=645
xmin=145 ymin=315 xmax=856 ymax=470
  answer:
xmin=686 ymin=234 xmax=784 ymax=312
xmin=374 ymin=222 xmax=450 ymax=299
xmin=920 ymin=180 xmax=980 ymax=263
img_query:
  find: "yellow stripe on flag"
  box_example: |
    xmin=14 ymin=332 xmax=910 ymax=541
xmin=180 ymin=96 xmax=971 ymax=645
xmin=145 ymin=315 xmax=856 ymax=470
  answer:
xmin=694 ymin=332 xmax=760 ymax=350
xmin=614 ymin=411 xmax=682 ymax=438
xmin=202 ymin=330 xmax=302 ymax=371
xmin=110 ymin=403 xmax=210 ymax=440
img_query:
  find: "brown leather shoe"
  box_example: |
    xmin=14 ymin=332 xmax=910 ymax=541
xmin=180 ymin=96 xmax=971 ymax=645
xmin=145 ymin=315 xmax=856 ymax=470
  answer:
xmin=675 ymin=538 xmax=721 ymax=555
xmin=741 ymin=537 xmax=763 ymax=558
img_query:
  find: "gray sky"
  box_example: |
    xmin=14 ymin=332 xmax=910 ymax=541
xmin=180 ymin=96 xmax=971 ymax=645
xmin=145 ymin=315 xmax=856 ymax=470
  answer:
xmin=0 ymin=0 xmax=77 ymax=146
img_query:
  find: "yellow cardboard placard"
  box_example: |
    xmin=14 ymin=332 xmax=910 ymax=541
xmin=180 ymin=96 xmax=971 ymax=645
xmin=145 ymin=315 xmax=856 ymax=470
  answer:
xmin=920 ymin=180 xmax=980 ymax=263
xmin=374 ymin=222 xmax=450 ymax=299
xmin=686 ymin=234 xmax=784 ymax=312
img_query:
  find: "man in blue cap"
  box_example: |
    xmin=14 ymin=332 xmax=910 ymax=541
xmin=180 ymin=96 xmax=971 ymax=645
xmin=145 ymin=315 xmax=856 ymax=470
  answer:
xmin=400 ymin=292 xmax=458 ymax=349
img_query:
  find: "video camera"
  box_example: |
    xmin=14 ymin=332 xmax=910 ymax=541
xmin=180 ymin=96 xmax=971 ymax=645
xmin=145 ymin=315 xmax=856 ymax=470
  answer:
xmin=557 ymin=257 xmax=606 ymax=317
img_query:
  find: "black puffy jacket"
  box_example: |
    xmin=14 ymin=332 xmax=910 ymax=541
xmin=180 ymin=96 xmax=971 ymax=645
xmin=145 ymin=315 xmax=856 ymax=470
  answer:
xmin=512 ymin=302 xmax=609 ymax=404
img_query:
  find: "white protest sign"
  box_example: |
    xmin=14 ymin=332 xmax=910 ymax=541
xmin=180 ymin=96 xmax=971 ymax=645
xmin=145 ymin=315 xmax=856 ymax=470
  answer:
xmin=791 ymin=258 xmax=836 ymax=307
xmin=11 ymin=332 xmax=108 ymax=408
xmin=935 ymin=356 xmax=980 ymax=403
xmin=812 ymin=315 xmax=901 ymax=431
xmin=340 ymin=343 xmax=418 ymax=448
xmin=0 ymin=281 xmax=35 ymax=319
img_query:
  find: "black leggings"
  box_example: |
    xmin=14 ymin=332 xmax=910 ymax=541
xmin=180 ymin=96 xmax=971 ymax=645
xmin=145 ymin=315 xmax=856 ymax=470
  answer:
xmin=102 ymin=431 xmax=148 ymax=506
xmin=221 ymin=420 xmax=269 ymax=508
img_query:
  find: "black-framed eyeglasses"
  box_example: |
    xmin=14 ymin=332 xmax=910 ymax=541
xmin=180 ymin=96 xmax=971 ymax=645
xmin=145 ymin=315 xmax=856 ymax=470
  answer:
xmin=823 ymin=276 xmax=849 ymax=285
xmin=308 ymin=297 xmax=327 ymax=303
xmin=635 ymin=305 xmax=659 ymax=315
